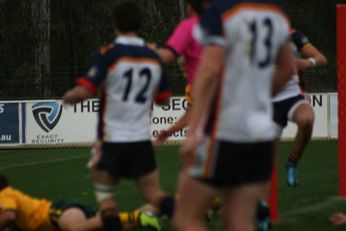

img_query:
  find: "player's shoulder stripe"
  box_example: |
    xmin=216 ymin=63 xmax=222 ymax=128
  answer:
xmin=221 ymin=2 xmax=289 ymax=23
xmin=290 ymin=28 xmax=297 ymax=34
xmin=107 ymin=56 xmax=161 ymax=72
xmin=99 ymin=44 xmax=114 ymax=54
xmin=117 ymin=57 xmax=160 ymax=64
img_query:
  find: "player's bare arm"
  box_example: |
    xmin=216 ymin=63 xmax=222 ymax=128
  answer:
xmin=157 ymin=48 xmax=177 ymax=64
xmin=0 ymin=210 xmax=16 ymax=231
xmin=272 ymin=41 xmax=295 ymax=96
xmin=155 ymin=107 xmax=191 ymax=146
xmin=180 ymin=44 xmax=225 ymax=166
xmin=295 ymin=43 xmax=328 ymax=71
xmin=63 ymin=85 xmax=94 ymax=105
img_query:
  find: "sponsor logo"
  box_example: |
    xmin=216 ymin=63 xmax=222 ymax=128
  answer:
xmin=32 ymin=102 xmax=63 ymax=133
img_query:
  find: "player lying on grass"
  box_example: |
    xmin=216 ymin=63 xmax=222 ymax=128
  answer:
xmin=0 ymin=175 xmax=161 ymax=231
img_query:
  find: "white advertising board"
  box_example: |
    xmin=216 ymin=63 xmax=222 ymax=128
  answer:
xmin=0 ymin=93 xmax=338 ymax=147
xmin=151 ymin=97 xmax=189 ymax=141
xmin=25 ymin=100 xmax=98 ymax=144
xmin=24 ymin=97 xmax=189 ymax=144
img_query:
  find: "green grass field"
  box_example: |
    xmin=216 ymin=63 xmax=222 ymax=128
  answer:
xmin=0 ymin=140 xmax=345 ymax=231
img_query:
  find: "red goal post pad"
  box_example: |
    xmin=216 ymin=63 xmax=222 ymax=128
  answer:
xmin=337 ymin=4 xmax=346 ymax=197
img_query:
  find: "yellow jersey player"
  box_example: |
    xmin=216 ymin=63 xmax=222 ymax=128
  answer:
xmin=0 ymin=175 xmax=161 ymax=231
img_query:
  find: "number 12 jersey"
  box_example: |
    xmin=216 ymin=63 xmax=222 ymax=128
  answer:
xmin=77 ymin=36 xmax=171 ymax=142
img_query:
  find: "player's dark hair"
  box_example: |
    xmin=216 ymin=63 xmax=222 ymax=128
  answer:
xmin=187 ymin=0 xmax=209 ymax=14
xmin=112 ymin=0 xmax=141 ymax=32
xmin=0 ymin=175 xmax=9 ymax=191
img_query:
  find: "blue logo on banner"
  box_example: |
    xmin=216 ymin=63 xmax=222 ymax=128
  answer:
xmin=32 ymin=102 xmax=63 ymax=133
xmin=0 ymin=103 xmax=19 ymax=144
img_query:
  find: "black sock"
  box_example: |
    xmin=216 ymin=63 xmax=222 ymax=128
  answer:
xmin=256 ymin=201 xmax=270 ymax=221
xmin=101 ymin=209 xmax=123 ymax=231
xmin=287 ymin=156 xmax=298 ymax=165
xmin=159 ymin=196 xmax=175 ymax=218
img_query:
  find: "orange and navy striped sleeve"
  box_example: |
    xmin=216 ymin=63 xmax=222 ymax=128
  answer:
xmin=76 ymin=47 xmax=111 ymax=95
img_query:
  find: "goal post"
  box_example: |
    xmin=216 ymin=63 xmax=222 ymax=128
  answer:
xmin=269 ymin=163 xmax=279 ymax=222
xmin=337 ymin=4 xmax=346 ymax=197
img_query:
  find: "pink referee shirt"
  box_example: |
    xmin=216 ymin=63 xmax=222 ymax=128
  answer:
xmin=166 ymin=16 xmax=201 ymax=86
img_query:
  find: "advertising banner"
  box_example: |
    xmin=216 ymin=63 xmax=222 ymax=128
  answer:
xmin=0 ymin=92 xmax=337 ymax=147
xmin=151 ymin=97 xmax=189 ymax=141
xmin=25 ymin=97 xmax=189 ymax=144
xmin=25 ymin=100 xmax=98 ymax=144
xmin=0 ymin=103 xmax=20 ymax=144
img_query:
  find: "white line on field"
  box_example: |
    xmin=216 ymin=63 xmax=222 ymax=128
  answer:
xmin=0 ymin=154 xmax=87 ymax=170
xmin=281 ymin=197 xmax=346 ymax=216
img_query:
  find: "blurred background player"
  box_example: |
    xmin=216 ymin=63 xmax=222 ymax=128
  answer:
xmin=175 ymin=0 xmax=294 ymax=230
xmin=152 ymin=0 xmax=222 ymax=217
xmin=257 ymin=28 xmax=328 ymax=231
xmin=0 ymin=175 xmax=161 ymax=231
xmin=273 ymin=28 xmax=327 ymax=187
xmin=63 ymin=1 xmax=174 ymax=231
xmin=154 ymin=0 xmax=209 ymax=144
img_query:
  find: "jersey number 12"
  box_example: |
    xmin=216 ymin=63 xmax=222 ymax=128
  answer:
xmin=122 ymin=67 xmax=152 ymax=103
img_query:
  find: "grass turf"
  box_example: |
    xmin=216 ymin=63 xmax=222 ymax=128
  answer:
xmin=0 ymin=140 xmax=344 ymax=230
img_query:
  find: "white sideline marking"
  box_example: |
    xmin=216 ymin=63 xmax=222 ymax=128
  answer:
xmin=0 ymin=155 xmax=86 ymax=170
xmin=282 ymin=197 xmax=346 ymax=216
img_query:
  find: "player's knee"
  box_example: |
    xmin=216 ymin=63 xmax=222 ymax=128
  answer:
xmin=297 ymin=116 xmax=314 ymax=130
xmin=173 ymin=214 xmax=203 ymax=231
xmin=172 ymin=214 xmax=187 ymax=231
xmin=143 ymin=190 xmax=166 ymax=205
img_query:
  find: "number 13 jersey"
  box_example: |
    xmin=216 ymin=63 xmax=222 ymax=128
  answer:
xmin=195 ymin=0 xmax=290 ymax=142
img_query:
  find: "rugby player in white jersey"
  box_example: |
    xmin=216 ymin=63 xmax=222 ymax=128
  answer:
xmin=63 ymin=2 xmax=175 ymax=231
xmin=257 ymin=28 xmax=328 ymax=231
xmin=174 ymin=1 xmax=294 ymax=231
xmin=273 ymin=29 xmax=327 ymax=187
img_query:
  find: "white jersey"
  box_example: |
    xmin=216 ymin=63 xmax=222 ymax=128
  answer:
xmin=273 ymin=30 xmax=309 ymax=102
xmin=272 ymin=73 xmax=301 ymax=102
xmin=195 ymin=0 xmax=290 ymax=142
xmin=77 ymin=36 xmax=171 ymax=142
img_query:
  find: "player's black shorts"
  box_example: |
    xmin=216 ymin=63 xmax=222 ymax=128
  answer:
xmin=189 ymin=140 xmax=273 ymax=187
xmin=96 ymin=141 xmax=156 ymax=179
xmin=273 ymin=94 xmax=306 ymax=127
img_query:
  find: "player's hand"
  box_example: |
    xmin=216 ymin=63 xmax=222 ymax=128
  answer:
xmin=177 ymin=56 xmax=188 ymax=79
xmin=330 ymin=213 xmax=346 ymax=225
xmin=180 ymin=133 xmax=197 ymax=167
xmin=63 ymin=86 xmax=93 ymax=105
xmin=147 ymin=42 xmax=157 ymax=50
xmin=62 ymin=89 xmax=79 ymax=105
xmin=154 ymin=130 xmax=169 ymax=146
xmin=87 ymin=140 xmax=101 ymax=168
